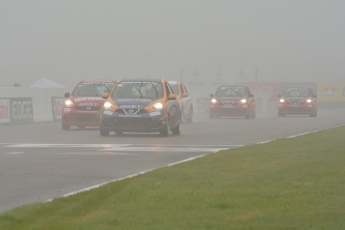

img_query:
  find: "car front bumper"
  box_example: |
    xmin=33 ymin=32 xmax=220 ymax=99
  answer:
xmin=209 ymin=104 xmax=250 ymax=117
xmin=61 ymin=107 xmax=101 ymax=126
xmin=100 ymin=109 xmax=167 ymax=133
xmin=278 ymin=104 xmax=316 ymax=114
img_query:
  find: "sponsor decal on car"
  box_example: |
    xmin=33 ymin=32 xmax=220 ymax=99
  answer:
xmin=64 ymin=108 xmax=71 ymax=113
xmin=78 ymin=102 xmax=99 ymax=106
xmin=103 ymin=110 xmax=113 ymax=115
xmin=119 ymin=105 xmax=142 ymax=109
xmin=149 ymin=111 xmax=161 ymax=116
xmin=74 ymin=97 xmax=104 ymax=102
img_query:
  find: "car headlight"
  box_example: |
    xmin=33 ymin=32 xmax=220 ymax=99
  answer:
xmin=150 ymin=102 xmax=163 ymax=111
xmin=103 ymin=101 xmax=114 ymax=110
xmin=64 ymin=99 xmax=74 ymax=107
xmin=279 ymin=98 xmax=285 ymax=103
xmin=211 ymin=98 xmax=218 ymax=104
xmin=306 ymin=99 xmax=312 ymax=103
xmin=240 ymin=99 xmax=247 ymax=104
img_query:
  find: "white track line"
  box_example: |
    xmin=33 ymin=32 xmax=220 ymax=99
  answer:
xmin=45 ymin=123 xmax=344 ymax=203
xmin=45 ymin=155 xmax=205 ymax=202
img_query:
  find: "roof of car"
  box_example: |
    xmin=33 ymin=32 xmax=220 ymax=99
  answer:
xmin=120 ymin=78 xmax=162 ymax=83
xmin=80 ymin=79 xmax=117 ymax=83
xmin=219 ymin=84 xmax=246 ymax=88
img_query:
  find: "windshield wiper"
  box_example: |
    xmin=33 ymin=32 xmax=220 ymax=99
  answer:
xmin=92 ymin=84 xmax=102 ymax=96
xmin=151 ymin=83 xmax=159 ymax=98
xmin=133 ymin=82 xmax=143 ymax=98
xmin=102 ymin=84 xmax=112 ymax=93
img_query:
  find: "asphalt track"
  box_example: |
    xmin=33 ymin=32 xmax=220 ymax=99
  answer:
xmin=1 ymin=109 xmax=345 ymax=213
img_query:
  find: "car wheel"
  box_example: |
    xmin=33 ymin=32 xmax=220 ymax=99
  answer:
xmin=171 ymin=121 xmax=181 ymax=135
xmin=100 ymin=128 xmax=110 ymax=136
xmin=245 ymin=111 xmax=250 ymax=119
xmin=310 ymin=110 xmax=317 ymax=117
xmin=62 ymin=123 xmax=71 ymax=130
xmin=251 ymin=111 xmax=256 ymax=119
xmin=160 ymin=119 xmax=169 ymax=137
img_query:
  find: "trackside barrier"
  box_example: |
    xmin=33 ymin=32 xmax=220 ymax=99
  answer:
xmin=0 ymin=87 xmax=68 ymax=123
xmin=0 ymin=98 xmax=34 ymax=124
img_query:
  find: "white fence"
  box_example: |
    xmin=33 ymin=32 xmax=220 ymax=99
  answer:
xmin=0 ymin=87 xmax=68 ymax=123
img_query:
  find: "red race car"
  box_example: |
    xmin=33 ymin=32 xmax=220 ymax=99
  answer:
xmin=278 ymin=87 xmax=317 ymax=117
xmin=61 ymin=79 xmax=117 ymax=130
xmin=209 ymin=85 xmax=256 ymax=119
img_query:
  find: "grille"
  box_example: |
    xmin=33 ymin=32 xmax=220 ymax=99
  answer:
xmin=286 ymin=107 xmax=306 ymax=113
xmin=71 ymin=114 xmax=100 ymax=122
xmin=112 ymin=117 xmax=152 ymax=128
xmin=115 ymin=109 xmax=148 ymax=114
xmin=218 ymin=108 xmax=240 ymax=114
xmin=75 ymin=106 xmax=101 ymax=111
xmin=288 ymin=99 xmax=302 ymax=105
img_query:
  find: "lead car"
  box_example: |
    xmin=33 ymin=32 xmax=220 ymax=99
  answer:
xmin=99 ymin=78 xmax=181 ymax=137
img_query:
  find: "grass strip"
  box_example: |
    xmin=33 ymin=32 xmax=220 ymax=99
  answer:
xmin=1 ymin=126 xmax=345 ymax=230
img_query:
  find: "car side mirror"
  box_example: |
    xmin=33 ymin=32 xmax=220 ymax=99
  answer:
xmin=168 ymin=94 xmax=177 ymax=100
xmin=210 ymin=93 xmax=214 ymax=97
xmin=277 ymin=94 xmax=281 ymax=98
xmin=64 ymin=92 xmax=70 ymax=98
xmin=182 ymin=92 xmax=189 ymax=97
xmin=102 ymin=92 xmax=109 ymax=99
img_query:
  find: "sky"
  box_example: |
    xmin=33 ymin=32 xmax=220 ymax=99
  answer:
xmin=1 ymin=0 xmax=345 ymax=88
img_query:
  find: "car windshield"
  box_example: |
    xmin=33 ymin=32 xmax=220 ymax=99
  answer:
xmin=112 ymin=81 xmax=164 ymax=99
xmin=215 ymin=86 xmax=246 ymax=97
xmin=73 ymin=82 xmax=116 ymax=96
xmin=170 ymin=84 xmax=179 ymax=95
xmin=283 ymin=88 xmax=309 ymax=97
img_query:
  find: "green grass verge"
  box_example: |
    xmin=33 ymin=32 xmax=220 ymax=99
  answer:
xmin=1 ymin=126 xmax=345 ymax=230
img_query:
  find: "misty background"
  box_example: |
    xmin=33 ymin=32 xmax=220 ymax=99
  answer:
xmin=1 ymin=0 xmax=344 ymax=89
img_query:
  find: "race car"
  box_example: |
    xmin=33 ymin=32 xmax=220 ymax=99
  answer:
xmin=278 ymin=87 xmax=317 ymax=117
xmin=61 ymin=79 xmax=117 ymax=130
xmin=209 ymin=85 xmax=256 ymax=119
xmin=168 ymin=81 xmax=193 ymax=123
xmin=100 ymin=78 xmax=181 ymax=137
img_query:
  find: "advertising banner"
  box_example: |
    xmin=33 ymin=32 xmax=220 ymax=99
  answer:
xmin=52 ymin=97 xmax=65 ymax=121
xmin=0 ymin=99 xmax=10 ymax=123
xmin=10 ymin=98 xmax=34 ymax=124
xmin=317 ymin=82 xmax=345 ymax=102
xmin=236 ymin=82 xmax=279 ymax=110
xmin=237 ymin=82 xmax=279 ymax=102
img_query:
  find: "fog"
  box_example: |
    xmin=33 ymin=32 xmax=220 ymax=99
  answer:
xmin=1 ymin=0 xmax=344 ymax=88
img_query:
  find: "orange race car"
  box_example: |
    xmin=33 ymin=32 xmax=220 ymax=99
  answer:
xmin=100 ymin=78 xmax=181 ymax=137
xmin=61 ymin=79 xmax=117 ymax=130
xmin=168 ymin=81 xmax=193 ymax=123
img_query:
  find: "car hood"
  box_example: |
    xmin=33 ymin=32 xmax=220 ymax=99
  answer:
xmin=70 ymin=96 xmax=106 ymax=103
xmin=283 ymin=96 xmax=309 ymax=103
xmin=216 ymin=97 xmax=244 ymax=102
xmin=113 ymin=98 xmax=156 ymax=107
